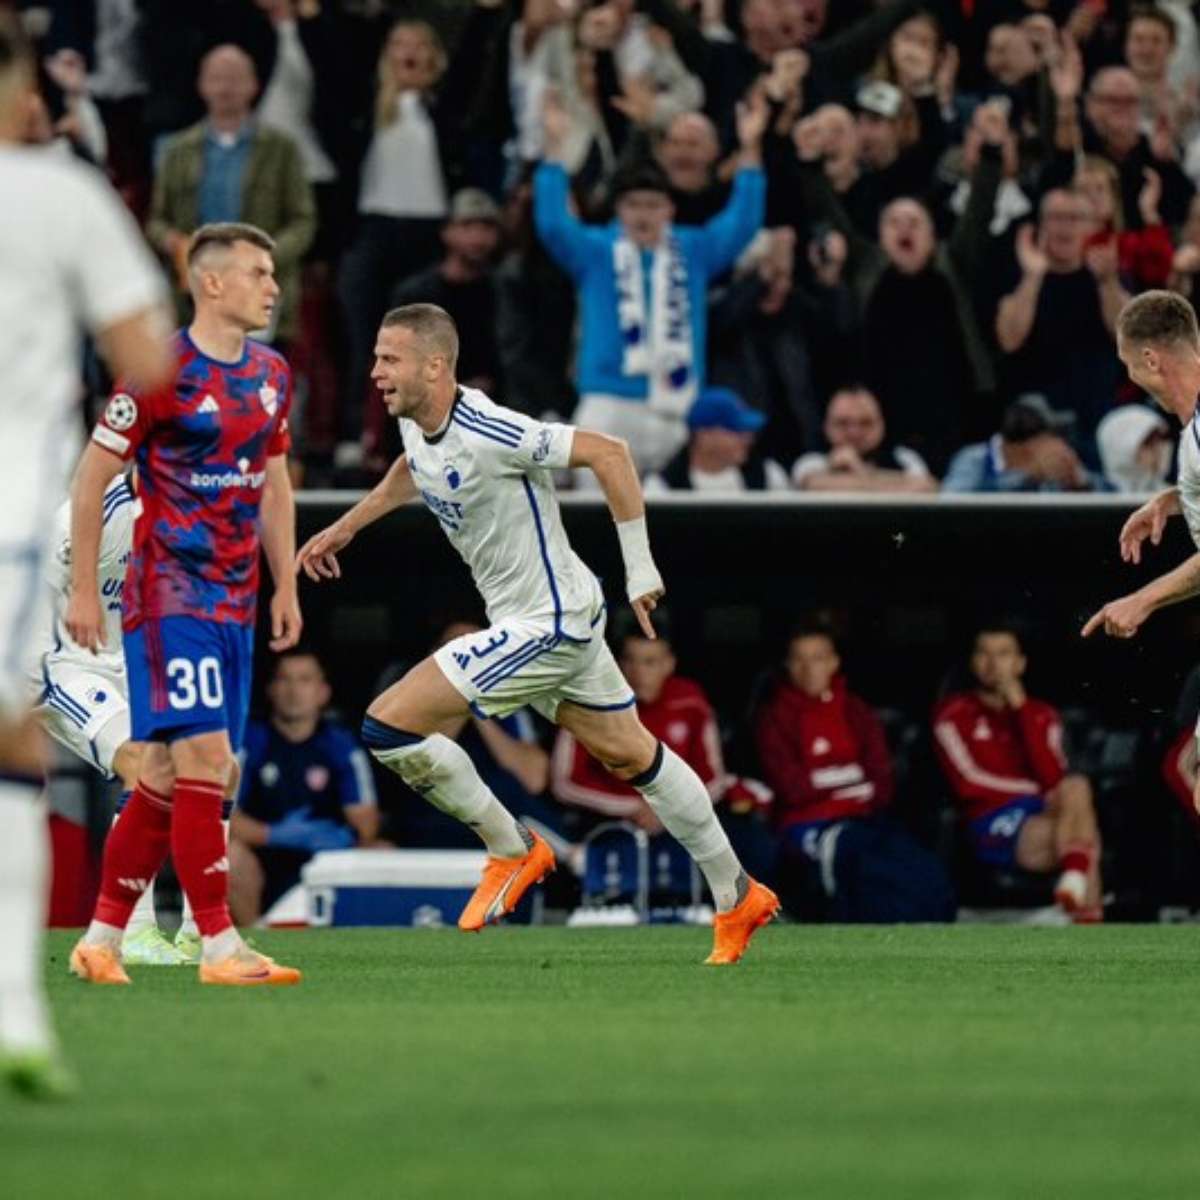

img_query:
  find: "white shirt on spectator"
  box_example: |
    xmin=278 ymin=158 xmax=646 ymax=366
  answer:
xmin=358 ymin=92 xmax=447 ymax=218
xmin=644 ymin=460 xmax=790 ymax=494
xmin=508 ymin=20 xmax=553 ymax=163
xmin=791 ymin=446 xmax=932 ymax=488
xmin=258 ymin=18 xmax=337 ymax=184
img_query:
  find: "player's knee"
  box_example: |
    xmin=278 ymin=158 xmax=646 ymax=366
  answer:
xmin=171 ymin=735 xmax=234 ymax=783
xmin=594 ymin=734 xmax=658 ymax=781
xmin=112 ymin=741 xmax=144 ymax=792
xmin=361 ymin=716 xmax=438 ymax=782
xmin=1055 ymin=773 xmax=1095 ymax=814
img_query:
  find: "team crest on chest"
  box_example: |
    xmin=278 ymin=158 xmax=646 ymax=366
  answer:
xmin=259 ymin=383 xmax=279 ymax=416
xmin=444 ymin=463 xmax=462 ymax=490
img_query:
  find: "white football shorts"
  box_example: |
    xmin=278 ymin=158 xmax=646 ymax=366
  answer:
xmin=435 ymin=613 xmax=636 ymax=722
xmin=35 ymin=659 xmax=130 ymax=779
xmin=0 ymin=542 xmax=52 ymax=722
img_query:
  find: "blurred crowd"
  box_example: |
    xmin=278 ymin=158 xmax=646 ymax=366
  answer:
xmin=12 ymin=0 xmax=1200 ymax=491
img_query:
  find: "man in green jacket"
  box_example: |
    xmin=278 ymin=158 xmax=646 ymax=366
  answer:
xmin=147 ymin=44 xmax=315 ymax=345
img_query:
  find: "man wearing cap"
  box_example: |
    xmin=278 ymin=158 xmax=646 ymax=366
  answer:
xmin=644 ymin=388 xmax=788 ymax=493
xmin=942 ymin=396 xmax=1105 ymax=493
xmin=389 ymin=188 xmax=505 ymax=396
xmin=534 ymin=93 xmax=766 ymax=475
xmin=792 ymin=385 xmax=936 ymax=493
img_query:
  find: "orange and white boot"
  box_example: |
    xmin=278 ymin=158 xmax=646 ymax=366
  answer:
xmin=459 ymin=831 xmax=556 ymax=931
xmin=199 ymin=949 xmax=302 ymax=987
xmin=69 ymin=942 xmax=131 ymax=985
xmin=705 ymin=879 xmax=780 ymax=966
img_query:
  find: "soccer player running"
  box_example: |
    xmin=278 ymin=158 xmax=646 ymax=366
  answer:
xmin=1085 ymin=290 xmax=1200 ymax=818
xmin=298 ymin=305 xmax=779 ymax=964
xmin=0 ymin=14 xmax=172 ymax=1097
xmin=67 ymin=222 xmax=304 ymax=987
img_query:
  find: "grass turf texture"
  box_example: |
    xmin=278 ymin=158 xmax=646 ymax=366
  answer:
xmin=4 ymin=927 xmax=1200 ymax=1200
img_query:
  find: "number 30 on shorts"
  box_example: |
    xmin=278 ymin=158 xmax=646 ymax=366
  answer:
xmin=166 ymin=656 xmax=224 ymax=711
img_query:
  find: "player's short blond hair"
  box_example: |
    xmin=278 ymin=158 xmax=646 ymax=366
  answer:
xmin=381 ymin=304 xmax=459 ymax=371
xmin=1117 ymin=290 xmax=1200 ymax=351
xmin=187 ymin=223 xmax=276 ymax=270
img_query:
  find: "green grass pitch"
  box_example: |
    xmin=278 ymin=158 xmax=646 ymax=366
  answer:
xmin=5 ymin=926 xmax=1200 ymax=1200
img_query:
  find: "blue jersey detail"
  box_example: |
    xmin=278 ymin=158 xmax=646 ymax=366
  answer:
xmin=521 ymin=478 xmax=563 ymax=638
xmin=451 ymin=413 xmax=520 ymax=448
xmin=456 ymin=399 xmax=523 ymax=439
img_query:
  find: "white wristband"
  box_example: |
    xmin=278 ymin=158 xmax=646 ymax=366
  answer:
xmin=616 ymin=516 xmax=664 ymax=602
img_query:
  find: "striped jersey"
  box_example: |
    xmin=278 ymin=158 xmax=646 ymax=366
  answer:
xmin=33 ymin=475 xmax=135 ymax=680
xmin=399 ymin=387 xmax=603 ymax=640
xmin=1178 ymin=406 xmax=1200 ymax=550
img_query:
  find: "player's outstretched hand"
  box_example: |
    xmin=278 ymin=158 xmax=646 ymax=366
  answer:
xmin=64 ymin=590 xmax=105 ymax=654
xmin=270 ymin=589 xmax=303 ymax=652
xmin=631 ymin=586 xmax=665 ymax=640
xmin=1081 ymin=592 xmax=1150 ymax=640
xmin=1119 ymin=492 xmax=1175 ymax=564
xmin=296 ymin=522 xmax=354 ymax=582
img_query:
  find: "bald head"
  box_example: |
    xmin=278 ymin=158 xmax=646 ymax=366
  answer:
xmin=658 ymin=112 xmax=719 ymax=190
xmin=198 ymin=44 xmax=258 ymax=124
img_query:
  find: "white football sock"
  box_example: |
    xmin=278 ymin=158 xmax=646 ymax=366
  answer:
xmin=371 ymin=733 xmax=529 ymax=858
xmin=123 ymin=878 xmax=158 ymax=937
xmin=201 ymin=926 xmax=243 ymax=964
xmin=631 ymin=744 xmax=745 ymax=911
xmin=0 ymin=784 xmax=55 ymax=1056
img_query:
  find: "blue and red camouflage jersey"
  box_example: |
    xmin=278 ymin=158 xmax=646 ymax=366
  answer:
xmin=91 ymin=330 xmax=291 ymax=630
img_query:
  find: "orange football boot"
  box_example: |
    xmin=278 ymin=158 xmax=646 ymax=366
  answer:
xmin=459 ymin=832 xmax=556 ymax=931
xmin=199 ymin=950 xmax=302 ymax=986
xmin=69 ymin=942 xmax=131 ymax=985
xmin=704 ymin=879 xmax=781 ymax=965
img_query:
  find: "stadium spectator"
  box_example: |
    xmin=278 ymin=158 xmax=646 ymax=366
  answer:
xmin=253 ymin=0 xmax=356 ymax=257
xmin=494 ymin=166 xmax=578 ymax=418
xmin=335 ymin=15 xmax=488 ymax=468
xmin=228 ymin=650 xmax=379 ymax=926
xmin=644 ymin=387 xmax=789 ymax=493
xmin=1096 ymin=403 xmax=1173 ymax=493
xmin=791 ymin=100 xmax=1005 ymax=473
xmin=994 ymin=189 xmax=1129 ymax=458
xmin=390 ymin=189 xmax=504 ymax=398
xmin=1167 ymin=192 xmax=1200 ymax=300
xmin=145 ymin=43 xmax=315 ymax=345
xmin=706 ymin=221 xmax=856 ymax=460
xmin=755 ymin=625 xmax=955 ymax=923
xmin=1074 ymin=154 xmax=1174 ymax=292
xmin=793 ymin=384 xmax=936 ymax=493
xmin=1063 ymin=65 xmax=1195 ymax=228
xmin=550 ymin=609 xmax=775 ymax=885
xmin=1124 ymin=5 xmax=1183 ymax=135
xmin=933 ymin=623 xmax=1103 ymax=920
xmin=534 ymin=88 xmax=766 ymax=475
xmin=942 ymin=396 xmax=1104 ymax=493
xmin=655 ymin=111 xmax=728 ymax=225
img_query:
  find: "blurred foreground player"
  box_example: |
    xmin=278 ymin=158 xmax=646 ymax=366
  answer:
xmin=299 ymin=304 xmax=779 ymax=964
xmin=1085 ymin=291 xmax=1200 ymax=821
xmin=67 ymin=222 xmax=303 ymax=987
xmin=0 ymin=13 xmax=171 ymax=1096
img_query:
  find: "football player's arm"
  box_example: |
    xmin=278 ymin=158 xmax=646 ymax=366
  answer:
xmin=261 ymin=454 xmax=302 ymax=651
xmin=569 ymin=430 xmax=665 ymax=640
xmin=296 ymin=454 xmax=417 ymax=581
xmin=1083 ymin=551 xmax=1200 ymax=639
xmin=95 ymin=308 xmax=175 ymax=395
xmin=64 ymin=443 xmax=128 ymax=652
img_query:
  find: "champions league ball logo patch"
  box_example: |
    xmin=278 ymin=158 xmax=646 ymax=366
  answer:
xmin=105 ymin=393 xmax=138 ymax=432
xmin=259 ymin=384 xmax=278 ymax=416
xmin=532 ymin=428 xmax=553 ymax=464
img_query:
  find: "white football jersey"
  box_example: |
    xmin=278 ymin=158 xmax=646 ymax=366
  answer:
xmin=0 ymin=147 xmax=164 ymax=532
xmin=31 ymin=475 xmax=135 ymax=683
xmin=1178 ymin=410 xmax=1200 ymax=549
xmin=400 ymin=388 xmax=603 ymax=640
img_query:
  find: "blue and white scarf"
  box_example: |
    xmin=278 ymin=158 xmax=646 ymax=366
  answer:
xmin=613 ymin=233 xmax=696 ymax=418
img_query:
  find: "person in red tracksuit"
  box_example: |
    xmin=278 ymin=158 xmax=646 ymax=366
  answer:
xmin=754 ymin=625 xmax=955 ymax=922
xmin=933 ymin=623 xmax=1103 ymax=919
xmin=754 ymin=629 xmax=894 ymax=847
